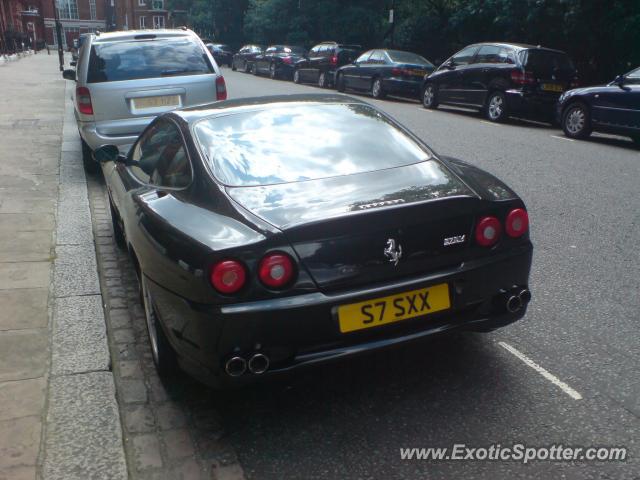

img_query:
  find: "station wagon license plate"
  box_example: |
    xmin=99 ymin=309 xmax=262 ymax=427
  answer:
xmin=133 ymin=95 xmax=180 ymax=109
xmin=541 ymin=83 xmax=563 ymax=93
xmin=337 ymin=283 xmax=450 ymax=333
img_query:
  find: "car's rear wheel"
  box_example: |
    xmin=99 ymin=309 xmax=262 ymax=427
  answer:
xmin=562 ymin=102 xmax=592 ymax=139
xmin=269 ymin=63 xmax=276 ymax=79
xmin=318 ymin=71 xmax=327 ymax=88
xmin=336 ymin=72 xmax=345 ymax=92
xmin=109 ymin=200 xmax=125 ymax=248
xmin=231 ymin=60 xmax=237 ymax=71
xmin=422 ymin=83 xmax=438 ymax=109
xmin=141 ymin=275 xmax=178 ymax=377
xmin=486 ymin=91 xmax=508 ymax=122
xmin=81 ymin=138 xmax=99 ymax=174
xmin=293 ymin=69 xmax=300 ymax=84
xmin=371 ymin=77 xmax=385 ymax=99
xmin=243 ymin=61 xmax=250 ymax=73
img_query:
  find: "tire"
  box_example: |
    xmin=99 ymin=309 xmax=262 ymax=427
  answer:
xmin=485 ymin=91 xmax=509 ymax=122
xmin=371 ymin=77 xmax=385 ymax=99
xmin=336 ymin=72 xmax=345 ymax=92
xmin=293 ymin=69 xmax=300 ymax=84
xmin=422 ymin=83 xmax=438 ymax=109
xmin=141 ymin=275 xmax=179 ymax=378
xmin=561 ymin=102 xmax=592 ymax=139
xmin=109 ymin=200 xmax=125 ymax=249
xmin=269 ymin=63 xmax=276 ymax=79
xmin=231 ymin=60 xmax=237 ymax=71
xmin=318 ymin=71 xmax=327 ymax=88
xmin=81 ymin=138 xmax=99 ymax=174
xmin=243 ymin=61 xmax=250 ymax=73
xmin=253 ymin=64 xmax=259 ymax=76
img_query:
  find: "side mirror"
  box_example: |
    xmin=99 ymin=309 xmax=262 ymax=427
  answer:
xmin=93 ymin=145 xmax=124 ymax=164
xmin=613 ymin=74 xmax=625 ymax=87
xmin=444 ymin=61 xmax=456 ymax=70
xmin=62 ymin=69 xmax=76 ymax=81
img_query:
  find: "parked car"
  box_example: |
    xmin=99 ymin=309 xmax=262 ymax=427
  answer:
xmin=206 ymin=43 xmax=234 ymax=67
xmin=231 ymin=44 xmax=264 ymax=73
xmin=93 ymin=93 xmax=532 ymax=388
xmin=421 ymin=42 xmax=578 ymax=123
xmin=557 ymin=66 xmax=640 ymax=145
xmin=253 ymin=45 xmax=307 ymax=80
xmin=336 ymin=49 xmax=435 ymax=99
xmin=293 ymin=42 xmax=361 ymax=88
xmin=61 ymin=29 xmax=226 ymax=173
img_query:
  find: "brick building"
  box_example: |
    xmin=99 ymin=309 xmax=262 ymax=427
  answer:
xmin=0 ymin=0 xmax=45 ymax=52
xmin=112 ymin=0 xmax=169 ymax=32
xmin=40 ymin=0 xmax=106 ymax=48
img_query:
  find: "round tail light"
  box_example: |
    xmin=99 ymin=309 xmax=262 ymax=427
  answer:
xmin=210 ymin=260 xmax=246 ymax=294
xmin=258 ymin=253 xmax=295 ymax=288
xmin=505 ymin=208 xmax=529 ymax=238
xmin=475 ymin=216 xmax=502 ymax=247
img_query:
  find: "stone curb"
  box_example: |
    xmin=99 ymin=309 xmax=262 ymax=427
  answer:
xmin=40 ymin=80 xmax=128 ymax=479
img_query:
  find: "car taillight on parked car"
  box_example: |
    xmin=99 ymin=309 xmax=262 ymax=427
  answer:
xmin=475 ymin=216 xmax=502 ymax=247
xmin=258 ymin=253 xmax=295 ymax=288
xmin=330 ymin=55 xmax=338 ymax=65
xmin=505 ymin=208 xmax=529 ymax=238
xmin=76 ymin=86 xmax=93 ymax=115
xmin=282 ymin=57 xmax=293 ymax=64
xmin=210 ymin=260 xmax=246 ymax=294
xmin=510 ymin=70 xmax=535 ymax=85
xmin=216 ymin=76 xmax=227 ymax=101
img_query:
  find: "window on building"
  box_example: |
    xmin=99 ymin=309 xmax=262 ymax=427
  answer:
xmin=89 ymin=0 xmax=96 ymax=20
xmin=138 ymin=0 xmax=146 ymax=5
xmin=139 ymin=16 xmax=146 ymax=28
xmin=152 ymin=15 xmax=164 ymax=28
xmin=56 ymin=0 xmax=79 ymax=20
xmin=151 ymin=0 xmax=164 ymax=10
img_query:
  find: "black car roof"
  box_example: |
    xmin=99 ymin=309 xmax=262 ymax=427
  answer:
xmin=174 ymin=94 xmax=368 ymax=123
xmin=470 ymin=42 xmax=567 ymax=54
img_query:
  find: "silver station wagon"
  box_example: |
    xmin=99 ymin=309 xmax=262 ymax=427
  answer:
xmin=62 ymin=28 xmax=226 ymax=173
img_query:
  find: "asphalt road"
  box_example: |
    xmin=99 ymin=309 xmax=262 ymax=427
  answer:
xmin=207 ymin=69 xmax=640 ymax=479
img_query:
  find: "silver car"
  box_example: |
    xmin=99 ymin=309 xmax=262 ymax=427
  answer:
xmin=62 ymin=28 xmax=226 ymax=173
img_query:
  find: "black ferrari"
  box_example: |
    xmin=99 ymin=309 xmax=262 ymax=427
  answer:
xmin=95 ymin=94 xmax=533 ymax=388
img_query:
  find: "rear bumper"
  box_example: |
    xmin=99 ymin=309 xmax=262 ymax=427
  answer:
xmin=78 ymin=117 xmax=153 ymax=154
xmin=505 ymin=89 xmax=561 ymax=119
xmin=382 ymin=78 xmax=422 ymax=98
xmin=148 ymin=242 xmax=533 ymax=388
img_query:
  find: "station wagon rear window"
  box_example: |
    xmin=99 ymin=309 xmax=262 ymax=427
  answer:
xmin=194 ymin=104 xmax=431 ymax=187
xmin=87 ymin=37 xmax=213 ymax=83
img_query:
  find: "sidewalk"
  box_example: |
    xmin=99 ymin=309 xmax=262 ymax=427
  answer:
xmin=0 ymin=52 xmax=127 ymax=479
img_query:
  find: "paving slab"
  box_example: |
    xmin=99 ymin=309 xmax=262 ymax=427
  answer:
xmin=0 ymin=415 xmax=41 ymax=470
xmin=0 ymin=261 xmax=51 ymax=290
xmin=53 ymin=244 xmax=100 ymax=297
xmin=0 ymin=330 xmax=47 ymax=382
xmin=0 ymin=288 xmax=48 ymax=331
xmin=42 ymin=372 xmax=127 ymax=480
xmin=0 ymin=377 xmax=46 ymax=421
xmin=51 ymin=294 xmax=110 ymax=375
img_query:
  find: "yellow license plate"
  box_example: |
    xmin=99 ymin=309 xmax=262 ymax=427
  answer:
xmin=337 ymin=283 xmax=450 ymax=333
xmin=133 ymin=95 xmax=180 ymax=109
xmin=541 ymin=83 xmax=563 ymax=92
xmin=409 ymin=69 xmax=425 ymax=76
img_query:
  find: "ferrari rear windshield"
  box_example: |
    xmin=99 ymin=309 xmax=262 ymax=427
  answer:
xmin=194 ymin=103 xmax=431 ymax=187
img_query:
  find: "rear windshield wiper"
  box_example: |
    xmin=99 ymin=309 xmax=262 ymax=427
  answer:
xmin=161 ymin=68 xmax=204 ymax=76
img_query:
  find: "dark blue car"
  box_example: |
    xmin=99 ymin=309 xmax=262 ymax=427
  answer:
xmin=558 ymin=66 xmax=640 ymax=145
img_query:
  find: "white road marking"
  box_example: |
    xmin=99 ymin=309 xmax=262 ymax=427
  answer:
xmin=480 ymin=120 xmax=499 ymax=126
xmin=498 ymin=342 xmax=583 ymax=400
xmin=551 ymin=135 xmax=574 ymax=142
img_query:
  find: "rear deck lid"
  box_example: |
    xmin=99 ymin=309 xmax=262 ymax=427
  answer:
xmin=194 ymin=101 xmax=481 ymax=290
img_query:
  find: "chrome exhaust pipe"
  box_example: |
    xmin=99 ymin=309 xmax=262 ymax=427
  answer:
xmin=225 ymin=356 xmax=247 ymax=377
xmin=518 ymin=288 xmax=531 ymax=305
xmin=506 ymin=295 xmax=522 ymax=313
xmin=248 ymin=353 xmax=269 ymax=375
